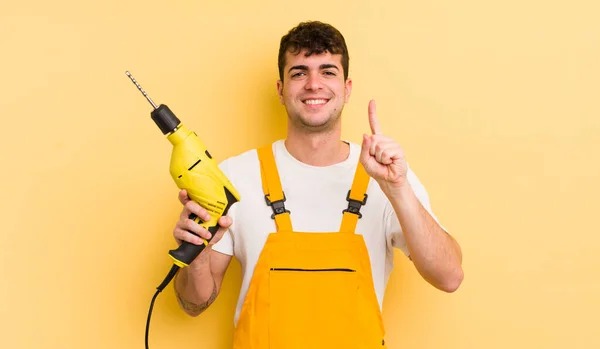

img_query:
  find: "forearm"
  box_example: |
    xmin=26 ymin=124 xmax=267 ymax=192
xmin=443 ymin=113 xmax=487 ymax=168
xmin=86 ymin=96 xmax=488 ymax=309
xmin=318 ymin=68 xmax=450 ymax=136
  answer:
xmin=174 ymin=247 xmax=218 ymax=317
xmin=382 ymin=181 xmax=463 ymax=292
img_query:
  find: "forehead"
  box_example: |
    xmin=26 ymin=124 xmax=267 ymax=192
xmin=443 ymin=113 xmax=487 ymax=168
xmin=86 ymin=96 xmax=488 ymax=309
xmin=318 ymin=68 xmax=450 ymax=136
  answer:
xmin=284 ymin=49 xmax=343 ymax=68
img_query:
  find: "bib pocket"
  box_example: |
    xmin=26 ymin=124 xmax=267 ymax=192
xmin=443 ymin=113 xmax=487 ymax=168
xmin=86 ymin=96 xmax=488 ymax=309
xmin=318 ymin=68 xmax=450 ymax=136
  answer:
xmin=269 ymin=267 xmax=360 ymax=349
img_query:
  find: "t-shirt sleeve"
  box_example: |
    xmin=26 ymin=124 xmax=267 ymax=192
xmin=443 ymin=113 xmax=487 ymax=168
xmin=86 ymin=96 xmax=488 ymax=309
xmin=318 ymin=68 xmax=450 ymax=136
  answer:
xmin=384 ymin=165 xmax=448 ymax=258
xmin=210 ymin=159 xmax=236 ymax=256
xmin=211 ymin=214 xmax=235 ymax=256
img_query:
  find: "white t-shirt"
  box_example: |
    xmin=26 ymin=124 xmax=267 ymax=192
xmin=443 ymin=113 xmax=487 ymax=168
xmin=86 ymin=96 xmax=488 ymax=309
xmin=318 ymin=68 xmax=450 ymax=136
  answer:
xmin=212 ymin=139 xmax=444 ymax=326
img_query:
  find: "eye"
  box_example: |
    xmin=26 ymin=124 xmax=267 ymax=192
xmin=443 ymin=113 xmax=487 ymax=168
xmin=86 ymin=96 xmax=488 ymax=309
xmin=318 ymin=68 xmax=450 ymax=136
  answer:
xmin=323 ymin=70 xmax=337 ymax=76
xmin=291 ymin=71 xmax=305 ymax=78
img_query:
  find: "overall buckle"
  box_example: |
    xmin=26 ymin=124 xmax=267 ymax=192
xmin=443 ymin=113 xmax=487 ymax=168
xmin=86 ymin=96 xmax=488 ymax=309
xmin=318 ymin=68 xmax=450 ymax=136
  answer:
xmin=343 ymin=190 xmax=368 ymax=218
xmin=265 ymin=192 xmax=291 ymax=219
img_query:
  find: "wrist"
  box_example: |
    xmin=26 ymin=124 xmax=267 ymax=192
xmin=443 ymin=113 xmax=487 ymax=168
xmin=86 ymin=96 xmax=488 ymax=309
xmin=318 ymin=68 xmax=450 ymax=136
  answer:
xmin=378 ymin=178 xmax=413 ymax=202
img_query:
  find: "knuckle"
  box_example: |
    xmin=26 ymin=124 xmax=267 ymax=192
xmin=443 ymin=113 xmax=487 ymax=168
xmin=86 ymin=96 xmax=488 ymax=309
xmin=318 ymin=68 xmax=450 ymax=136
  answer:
xmin=173 ymin=228 xmax=184 ymax=240
xmin=184 ymin=201 xmax=196 ymax=212
xmin=180 ymin=210 xmax=188 ymax=221
xmin=185 ymin=219 xmax=197 ymax=231
xmin=187 ymin=232 xmax=202 ymax=244
xmin=178 ymin=216 xmax=189 ymax=226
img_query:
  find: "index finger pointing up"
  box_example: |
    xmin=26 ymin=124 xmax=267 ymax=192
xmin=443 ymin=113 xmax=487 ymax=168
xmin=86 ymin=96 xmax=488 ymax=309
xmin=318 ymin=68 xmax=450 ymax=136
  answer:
xmin=368 ymin=99 xmax=382 ymax=135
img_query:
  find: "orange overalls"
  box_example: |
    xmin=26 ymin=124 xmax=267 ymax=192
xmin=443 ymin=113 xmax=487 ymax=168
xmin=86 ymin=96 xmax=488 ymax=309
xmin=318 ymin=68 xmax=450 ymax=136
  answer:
xmin=232 ymin=144 xmax=387 ymax=349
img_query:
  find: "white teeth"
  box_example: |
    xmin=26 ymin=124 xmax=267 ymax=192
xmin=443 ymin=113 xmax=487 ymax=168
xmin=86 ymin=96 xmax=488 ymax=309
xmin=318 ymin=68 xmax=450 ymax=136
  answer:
xmin=304 ymin=99 xmax=327 ymax=105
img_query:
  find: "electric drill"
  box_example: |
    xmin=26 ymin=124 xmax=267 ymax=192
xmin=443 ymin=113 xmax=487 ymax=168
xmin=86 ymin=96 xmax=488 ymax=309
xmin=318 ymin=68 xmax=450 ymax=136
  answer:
xmin=125 ymin=71 xmax=241 ymax=349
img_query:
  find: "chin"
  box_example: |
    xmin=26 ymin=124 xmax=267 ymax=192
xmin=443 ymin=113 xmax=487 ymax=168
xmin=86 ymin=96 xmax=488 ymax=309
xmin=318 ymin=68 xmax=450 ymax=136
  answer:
xmin=300 ymin=116 xmax=339 ymax=131
xmin=288 ymin=107 xmax=341 ymax=130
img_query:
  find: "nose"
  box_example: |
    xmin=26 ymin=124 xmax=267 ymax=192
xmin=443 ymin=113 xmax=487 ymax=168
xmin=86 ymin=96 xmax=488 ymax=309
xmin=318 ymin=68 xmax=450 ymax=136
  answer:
xmin=304 ymin=72 xmax=322 ymax=91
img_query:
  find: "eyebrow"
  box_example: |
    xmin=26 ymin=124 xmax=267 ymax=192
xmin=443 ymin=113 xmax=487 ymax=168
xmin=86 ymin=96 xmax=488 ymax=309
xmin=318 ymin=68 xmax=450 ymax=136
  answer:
xmin=288 ymin=64 xmax=340 ymax=73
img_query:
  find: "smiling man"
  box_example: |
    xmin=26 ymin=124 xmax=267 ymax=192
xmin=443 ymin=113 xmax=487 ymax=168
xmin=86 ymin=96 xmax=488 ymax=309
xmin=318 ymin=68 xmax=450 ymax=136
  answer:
xmin=172 ymin=21 xmax=464 ymax=349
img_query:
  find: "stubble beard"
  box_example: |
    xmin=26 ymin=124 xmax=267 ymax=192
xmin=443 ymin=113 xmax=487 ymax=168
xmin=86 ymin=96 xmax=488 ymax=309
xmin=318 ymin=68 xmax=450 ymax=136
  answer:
xmin=287 ymin=104 xmax=344 ymax=134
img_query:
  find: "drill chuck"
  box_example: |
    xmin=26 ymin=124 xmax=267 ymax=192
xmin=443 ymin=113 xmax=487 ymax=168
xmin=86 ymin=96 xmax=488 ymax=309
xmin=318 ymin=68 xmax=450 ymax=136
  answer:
xmin=152 ymin=105 xmax=181 ymax=135
xmin=125 ymin=71 xmax=182 ymax=135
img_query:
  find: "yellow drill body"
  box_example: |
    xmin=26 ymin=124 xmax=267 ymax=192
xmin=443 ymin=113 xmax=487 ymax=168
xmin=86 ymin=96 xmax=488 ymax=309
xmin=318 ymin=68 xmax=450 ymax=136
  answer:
xmin=125 ymin=71 xmax=240 ymax=269
xmin=166 ymin=123 xmax=241 ymax=267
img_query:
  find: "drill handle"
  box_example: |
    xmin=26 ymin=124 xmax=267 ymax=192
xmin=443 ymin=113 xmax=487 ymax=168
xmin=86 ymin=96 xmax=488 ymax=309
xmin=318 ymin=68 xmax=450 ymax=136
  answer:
xmin=168 ymin=214 xmax=220 ymax=266
xmin=168 ymin=186 xmax=238 ymax=267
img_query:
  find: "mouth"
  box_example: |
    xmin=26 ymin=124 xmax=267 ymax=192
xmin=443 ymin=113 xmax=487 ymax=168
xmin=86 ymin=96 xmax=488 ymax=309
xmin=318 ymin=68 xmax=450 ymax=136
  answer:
xmin=302 ymin=98 xmax=329 ymax=105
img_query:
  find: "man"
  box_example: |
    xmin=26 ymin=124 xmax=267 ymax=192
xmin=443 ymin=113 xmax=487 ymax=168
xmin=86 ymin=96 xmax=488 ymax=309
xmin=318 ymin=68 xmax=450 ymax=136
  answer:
xmin=172 ymin=21 xmax=463 ymax=348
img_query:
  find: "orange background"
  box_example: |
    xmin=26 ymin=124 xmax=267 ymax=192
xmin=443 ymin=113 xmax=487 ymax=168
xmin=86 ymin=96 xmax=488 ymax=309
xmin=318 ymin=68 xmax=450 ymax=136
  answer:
xmin=1 ymin=1 xmax=599 ymax=348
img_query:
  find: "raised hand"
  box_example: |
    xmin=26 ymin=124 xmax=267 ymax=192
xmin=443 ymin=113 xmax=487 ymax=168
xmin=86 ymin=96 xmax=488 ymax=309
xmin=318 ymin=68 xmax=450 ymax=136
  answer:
xmin=359 ymin=99 xmax=408 ymax=189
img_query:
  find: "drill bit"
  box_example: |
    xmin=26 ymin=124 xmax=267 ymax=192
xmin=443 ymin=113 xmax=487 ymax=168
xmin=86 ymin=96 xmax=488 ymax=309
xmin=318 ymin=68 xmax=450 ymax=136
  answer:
xmin=126 ymin=71 xmax=158 ymax=109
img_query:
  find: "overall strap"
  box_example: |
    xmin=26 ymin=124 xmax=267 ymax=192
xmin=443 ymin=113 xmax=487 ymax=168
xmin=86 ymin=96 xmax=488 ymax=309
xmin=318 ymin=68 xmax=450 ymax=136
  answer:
xmin=257 ymin=144 xmax=293 ymax=232
xmin=339 ymin=162 xmax=370 ymax=234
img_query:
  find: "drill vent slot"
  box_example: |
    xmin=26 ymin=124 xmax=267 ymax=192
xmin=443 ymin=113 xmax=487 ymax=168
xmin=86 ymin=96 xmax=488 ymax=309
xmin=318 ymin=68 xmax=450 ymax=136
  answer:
xmin=188 ymin=159 xmax=202 ymax=171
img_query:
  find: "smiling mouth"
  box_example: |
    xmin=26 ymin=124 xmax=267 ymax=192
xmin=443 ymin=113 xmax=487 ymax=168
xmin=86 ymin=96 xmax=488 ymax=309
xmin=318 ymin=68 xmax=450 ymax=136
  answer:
xmin=303 ymin=98 xmax=329 ymax=105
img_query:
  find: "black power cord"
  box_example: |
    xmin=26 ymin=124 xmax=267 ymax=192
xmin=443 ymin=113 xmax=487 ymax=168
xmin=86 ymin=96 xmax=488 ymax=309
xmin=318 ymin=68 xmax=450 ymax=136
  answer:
xmin=145 ymin=264 xmax=181 ymax=349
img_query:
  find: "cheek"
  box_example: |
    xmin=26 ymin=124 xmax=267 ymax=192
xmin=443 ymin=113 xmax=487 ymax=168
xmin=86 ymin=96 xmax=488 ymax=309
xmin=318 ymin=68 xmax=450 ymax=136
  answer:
xmin=287 ymin=91 xmax=303 ymax=104
xmin=281 ymin=86 xmax=293 ymax=99
xmin=283 ymin=91 xmax=294 ymax=103
xmin=334 ymin=83 xmax=346 ymax=97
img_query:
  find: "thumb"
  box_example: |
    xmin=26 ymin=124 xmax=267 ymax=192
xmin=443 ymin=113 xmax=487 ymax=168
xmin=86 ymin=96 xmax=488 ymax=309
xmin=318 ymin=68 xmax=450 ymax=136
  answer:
xmin=360 ymin=134 xmax=372 ymax=160
xmin=361 ymin=133 xmax=370 ymax=148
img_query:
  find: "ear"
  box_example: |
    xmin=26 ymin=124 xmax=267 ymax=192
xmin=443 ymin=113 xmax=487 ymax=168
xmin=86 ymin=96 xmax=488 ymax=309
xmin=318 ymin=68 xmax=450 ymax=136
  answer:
xmin=276 ymin=80 xmax=285 ymax=105
xmin=344 ymin=78 xmax=353 ymax=103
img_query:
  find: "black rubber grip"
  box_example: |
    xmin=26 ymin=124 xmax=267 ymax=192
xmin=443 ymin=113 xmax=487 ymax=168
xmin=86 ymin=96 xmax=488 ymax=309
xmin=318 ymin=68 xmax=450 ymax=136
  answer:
xmin=168 ymin=186 xmax=237 ymax=265
xmin=168 ymin=223 xmax=220 ymax=265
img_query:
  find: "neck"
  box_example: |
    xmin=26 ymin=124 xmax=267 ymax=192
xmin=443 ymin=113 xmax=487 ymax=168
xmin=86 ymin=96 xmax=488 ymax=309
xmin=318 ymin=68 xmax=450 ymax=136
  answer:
xmin=284 ymin=127 xmax=349 ymax=166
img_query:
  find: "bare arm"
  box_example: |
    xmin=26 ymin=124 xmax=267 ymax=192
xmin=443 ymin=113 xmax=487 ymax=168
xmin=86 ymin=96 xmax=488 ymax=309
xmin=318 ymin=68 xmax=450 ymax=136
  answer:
xmin=174 ymin=248 xmax=232 ymax=317
xmin=385 ymin=183 xmax=463 ymax=292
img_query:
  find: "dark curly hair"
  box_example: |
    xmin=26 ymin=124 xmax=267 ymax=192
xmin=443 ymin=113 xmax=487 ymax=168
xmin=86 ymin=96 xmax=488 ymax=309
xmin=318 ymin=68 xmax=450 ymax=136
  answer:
xmin=278 ymin=21 xmax=349 ymax=82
